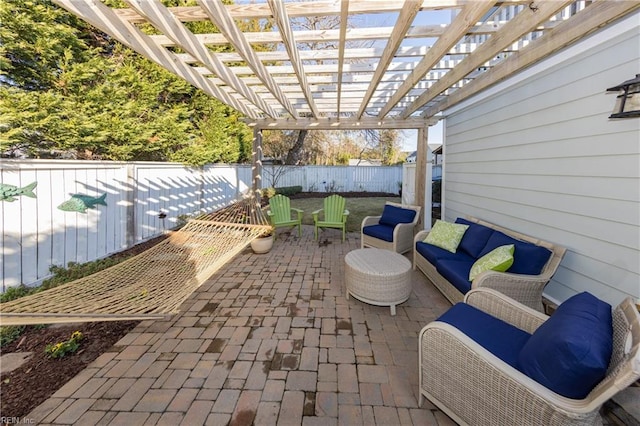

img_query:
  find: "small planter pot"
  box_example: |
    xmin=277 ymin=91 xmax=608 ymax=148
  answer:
xmin=250 ymin=235 xmax=274 ymax=254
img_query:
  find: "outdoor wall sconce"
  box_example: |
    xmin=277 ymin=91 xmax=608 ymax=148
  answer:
xmin=607 ymin=74 xmax=640 ymax=119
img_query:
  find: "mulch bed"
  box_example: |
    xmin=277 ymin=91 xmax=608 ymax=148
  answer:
xmin=0 ymin=321 xmax=139 ymax=420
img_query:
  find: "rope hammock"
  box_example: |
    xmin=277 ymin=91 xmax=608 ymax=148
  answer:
xmin=0 ymin=197 xmax=272 ymax=326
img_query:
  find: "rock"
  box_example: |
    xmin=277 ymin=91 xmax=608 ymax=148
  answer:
xmin=0 ymin=352 xmax=33 ymax=374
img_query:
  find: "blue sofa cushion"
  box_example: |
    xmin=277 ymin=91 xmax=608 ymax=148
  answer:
xmin=478 ymin=231 xmax=552 ymax=275
xmin=415 ymin=241 xmax=474 ymax=264
xmin=435 ymin=259 xmax=474 ymax=295
xmin=437 ymin=303 xmax=531 ymax=368
xmin=362 ymin=224 xmax=395 ymax=242
xmin=455 ymin=218 xmax=495 ymax=259
xmin=379 ymin=204 xmax=416 ymax=227
xmin=518 ymin=292 xmax=613 ymax=399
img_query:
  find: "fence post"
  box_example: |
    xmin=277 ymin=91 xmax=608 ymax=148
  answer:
xmin=125 ymin=164 xmax=136 ymax=247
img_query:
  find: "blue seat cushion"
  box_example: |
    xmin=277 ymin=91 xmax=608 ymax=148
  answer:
xmin=455 ymin=218 xmax=495 ymax=259
xmin=478 ymin=231 xmax=552 ymax=275
xmin=379 ymin=204 xmax=416 ymax=227
xmin=518 ymin=292 xmax=613 ymax=399
xmin=362 ymin=224 xmax=395 ymax=242
xmin=435 ymin=259 xmax=474 ymax=295
xmin=437 ymin=303 xmax=531 ymax=368
xmin=415 ymin=241 xmax=473 ymax=264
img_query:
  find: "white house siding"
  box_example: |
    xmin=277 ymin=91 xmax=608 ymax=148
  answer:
xmin=442 ymin=13 xmax=640 ymax=306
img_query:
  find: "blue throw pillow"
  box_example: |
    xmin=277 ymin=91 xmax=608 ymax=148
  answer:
xmin=379 ymin=204 xmax=416 ymax=227
xmin=456 ymin=218 xmax=495 ymax=258
xmin=517 ymin=292 xmax=613 ymax=399
xmin=478 ymin=231 xmax=552 ymax=275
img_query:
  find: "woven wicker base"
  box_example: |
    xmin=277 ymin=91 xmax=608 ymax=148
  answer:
xmin=344 ymin=248 xmax=412 ymax=316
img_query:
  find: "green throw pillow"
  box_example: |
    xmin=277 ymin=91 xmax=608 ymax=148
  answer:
xmin=424 ymin=220 xmax=469 ymax=253
xmin=469 ymin=244 xmax=515 ymax=281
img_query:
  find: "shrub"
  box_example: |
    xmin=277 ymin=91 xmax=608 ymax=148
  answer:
xmin=41 ymin=258 xmax=122 ymax=291
xmin=0 ymin=325 xmax=26 ymax=347
xmin=275 ymin=186 xmax=302 ymax=196
xmin=0 ymin=284 xmax=36 ymax=303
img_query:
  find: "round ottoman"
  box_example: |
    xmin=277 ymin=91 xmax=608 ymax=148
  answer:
xmin=344 ymin=248 xmax=412 ymax=315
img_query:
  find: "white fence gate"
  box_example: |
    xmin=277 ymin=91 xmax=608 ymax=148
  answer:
xmin=0 ymin=160 xmax=401 ymax=290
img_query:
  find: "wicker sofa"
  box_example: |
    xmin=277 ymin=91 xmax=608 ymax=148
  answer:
xmin=419 ymin=288 xmax=640 ymax=426
xmin=413 ymin=216 xmax=566 ymax=312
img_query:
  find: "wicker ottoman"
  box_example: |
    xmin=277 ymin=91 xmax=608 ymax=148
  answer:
xmin=344 ymin=248 xmax=412 ymax=315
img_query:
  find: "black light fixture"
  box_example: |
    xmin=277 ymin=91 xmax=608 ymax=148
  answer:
xmin=607 ymin=74 xmax=640 ymax=119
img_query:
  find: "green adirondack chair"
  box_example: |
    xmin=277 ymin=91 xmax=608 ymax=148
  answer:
xmin=312 ymin=194 xmax=349 ymax=241
xmin=267 ymin=194 xmax=304 ymax=239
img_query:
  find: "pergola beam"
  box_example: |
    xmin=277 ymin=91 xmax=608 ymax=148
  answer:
xmin=336 ymin=0 xmax=349 ymax=117
xmin=149 ymin=23 xmax=506 ymax=48
xmin=115 ymin=1 xmax=528 ymax=22
xmin=197 ymin=0 xmax=298 ymax=117
xmin=176 ymin=44 xmax=481 ymax=64
xmin=245 ymin=117 xmax=438 ymax=131
xmin=399 ymin=0 xmax=573 ymax=119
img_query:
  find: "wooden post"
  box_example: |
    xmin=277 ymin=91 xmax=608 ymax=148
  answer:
xmin=415 ymin=127 xmax=432 ymax=230
xmin=252 ymin=127 xmax=263 ymax=199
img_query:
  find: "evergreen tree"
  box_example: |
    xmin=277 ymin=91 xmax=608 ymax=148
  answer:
xmin=0 ymin=0 xmax=253 ymax=165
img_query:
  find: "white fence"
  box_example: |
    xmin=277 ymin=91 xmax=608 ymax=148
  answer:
xmin=0 ymin=160 xmax=401 ymax=290
xmin=263 ymin=164 xmax=402 ymax=193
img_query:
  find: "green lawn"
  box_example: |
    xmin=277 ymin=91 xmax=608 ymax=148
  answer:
xmin=288 ymin=196 xmax=401 ymax=232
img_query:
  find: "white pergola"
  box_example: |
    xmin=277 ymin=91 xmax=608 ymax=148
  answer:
xmin=52 ymin=0 xmax=639 ymax=215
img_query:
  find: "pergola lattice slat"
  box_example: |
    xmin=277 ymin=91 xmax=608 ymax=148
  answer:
xmin=52 ymin=0 xmax=638 ymax=127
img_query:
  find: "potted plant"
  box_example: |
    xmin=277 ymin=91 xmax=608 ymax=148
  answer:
xmin=250 ymin=227 xmax=274 ymax=254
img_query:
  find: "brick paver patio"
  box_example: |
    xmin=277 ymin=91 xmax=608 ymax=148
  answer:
xmin=27 ymin=225 xmax=456 ymax=425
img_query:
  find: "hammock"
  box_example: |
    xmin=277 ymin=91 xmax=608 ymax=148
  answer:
xmin=0 ymin=197 xmax=272 ymax=326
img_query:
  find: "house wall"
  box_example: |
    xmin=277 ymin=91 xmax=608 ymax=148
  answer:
xmin=442 ymin=13 xmax=640 ymax=306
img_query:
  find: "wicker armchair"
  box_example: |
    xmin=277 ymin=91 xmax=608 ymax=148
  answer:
xmin=419 ymin=288 xmax=640 ymax=426
xmin=361 ymin=202 xmax=421 ymax=254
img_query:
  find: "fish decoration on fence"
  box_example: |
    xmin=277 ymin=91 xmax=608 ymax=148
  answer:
xmin=58 ymin=193 xmax=107 ymax=213
xmin=0 ymin=181 xmax=37 ymax=202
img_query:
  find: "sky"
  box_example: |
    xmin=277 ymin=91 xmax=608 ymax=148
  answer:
xmin=400 ymin=121 xmax=443 ymax=153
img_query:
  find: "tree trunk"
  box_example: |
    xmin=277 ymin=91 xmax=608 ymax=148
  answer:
xmin=285 ymin=130 xmax=308 ymax=165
